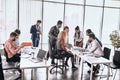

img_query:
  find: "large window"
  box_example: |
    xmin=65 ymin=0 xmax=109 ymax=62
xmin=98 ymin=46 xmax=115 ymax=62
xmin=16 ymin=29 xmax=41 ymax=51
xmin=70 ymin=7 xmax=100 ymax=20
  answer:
xmin=86 ymin=0 xmax=103 ymax=6
xmin=66 ymin=0 xmax=84 ymax=4
xmin=0 ymin=0 xmax=120 ymax=48
xmin=19 ymin=0 xmax=42 ymax=43
xmin=102 ymin=8 xmax=119 ymax=44
xmin=44 ymin=0 xmax=64 ymax=2
xmin=84 ymin=6 xmax=103 ymax=45
xmin=65 ymin=5 xmax=84 ymax=44
xmin=105 ymin=0 xmax=120 ymax=8
xmin=42 ymin=2 xmax=64 ymax=44
xmin=0 ymin=0 xmax=18 ymax=44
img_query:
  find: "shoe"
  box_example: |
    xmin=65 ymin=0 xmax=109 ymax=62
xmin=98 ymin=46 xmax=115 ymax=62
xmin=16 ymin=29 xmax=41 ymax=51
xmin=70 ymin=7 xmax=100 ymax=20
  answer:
xmin=65 ymin=63 xmax=69 ymax=67
xmin=51 ymin=61 xmax=55 ymax=65
xmin=72 ymin=66 xmax=77 ymax=69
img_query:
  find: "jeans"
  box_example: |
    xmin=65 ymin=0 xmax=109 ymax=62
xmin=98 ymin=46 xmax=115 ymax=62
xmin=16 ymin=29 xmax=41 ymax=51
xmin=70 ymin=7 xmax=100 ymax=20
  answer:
xmin=32 ymin=38 xmax=40 ymax=47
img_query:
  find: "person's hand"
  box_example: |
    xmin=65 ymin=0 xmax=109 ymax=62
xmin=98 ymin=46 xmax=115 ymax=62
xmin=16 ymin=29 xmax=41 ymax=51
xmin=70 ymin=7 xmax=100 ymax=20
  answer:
xmin=20 ymin=44 xmax=24 ymax=48
xmin=87 ymin=53 xmax=94 ymax=56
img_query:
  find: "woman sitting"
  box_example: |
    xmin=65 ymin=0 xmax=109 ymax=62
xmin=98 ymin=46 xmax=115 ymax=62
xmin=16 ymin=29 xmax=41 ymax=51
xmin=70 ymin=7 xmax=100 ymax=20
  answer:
xmin=56 ymin=27 xmax=77 ymax=69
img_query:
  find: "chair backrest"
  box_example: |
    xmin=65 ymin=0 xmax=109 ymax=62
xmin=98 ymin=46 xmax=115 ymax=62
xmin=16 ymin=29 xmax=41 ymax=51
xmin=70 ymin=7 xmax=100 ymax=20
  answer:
xmin=113 ymin=51 xmax=120 ymax=67
xmin=4 ymin=48 xmax=12 ymax=63
xmin=103 ymin=47 xmax=111 ymax=60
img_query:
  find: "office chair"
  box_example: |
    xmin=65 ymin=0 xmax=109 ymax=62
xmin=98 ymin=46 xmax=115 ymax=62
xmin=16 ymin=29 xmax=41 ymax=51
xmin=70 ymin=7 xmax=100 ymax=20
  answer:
xmin=99 ymin=47 xmax=111 ymax=78
xmin=2 ymin=48 xmax=21 ymax=80
xmin=48 ymin=40 xmax=66 ymax=74
xmin=100 ymin=50 xmax=120 ymax=80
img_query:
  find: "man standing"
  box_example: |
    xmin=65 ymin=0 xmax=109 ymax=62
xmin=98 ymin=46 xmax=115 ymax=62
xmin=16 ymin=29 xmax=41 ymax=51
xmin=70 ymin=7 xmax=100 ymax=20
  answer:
xmin=48 ymin=20 xmax=62 ymax=64
xmin=30 ymin=20 xmax=42 ymax=47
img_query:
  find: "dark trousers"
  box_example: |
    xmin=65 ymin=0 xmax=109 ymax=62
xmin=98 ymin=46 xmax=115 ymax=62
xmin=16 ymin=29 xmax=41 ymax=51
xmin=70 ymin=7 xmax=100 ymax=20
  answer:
xmin=0 ymin=55 xmax=4 ymax=80
xmin=8 ymin=54 xmax=21 ymax=62
xmin=49 ymin=39 xmax=57 ymax=64
xmin=32 ymin=38 xmax=40 ymax=47
xmin=61 ymin=50 xmax=75 ymax=67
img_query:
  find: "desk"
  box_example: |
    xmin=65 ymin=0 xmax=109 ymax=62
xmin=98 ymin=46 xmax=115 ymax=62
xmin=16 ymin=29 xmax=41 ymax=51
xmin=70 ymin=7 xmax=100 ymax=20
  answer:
xmin=80 ymin=55 xmax=112 ymax=80
xmin=20 ymin=47 xmax=50 ymax=80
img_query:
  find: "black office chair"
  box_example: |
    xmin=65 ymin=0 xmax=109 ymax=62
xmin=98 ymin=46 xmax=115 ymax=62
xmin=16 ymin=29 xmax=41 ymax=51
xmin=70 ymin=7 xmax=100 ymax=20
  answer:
xmin=100 ymin=47 xmax=111 ymax=78
xmin=48 ymin=40 xmax=66 ymax=74
xmin=49 ymin=50 xmax=66 ymax=74
xmin=2 ymin=48 xmax=21 ymax=80
xmin=101 ymin=50 xmax=120 ymax=80
xmin=102 ymin=47 xmax=111 ymax=60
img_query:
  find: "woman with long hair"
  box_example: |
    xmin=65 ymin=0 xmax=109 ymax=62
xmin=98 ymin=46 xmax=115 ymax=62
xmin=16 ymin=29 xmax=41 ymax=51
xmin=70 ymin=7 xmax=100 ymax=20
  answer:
xmin=74 ymin=26 xmax=83 ymax=47
xmin=56 ymin=26 xmax=77 ymax=69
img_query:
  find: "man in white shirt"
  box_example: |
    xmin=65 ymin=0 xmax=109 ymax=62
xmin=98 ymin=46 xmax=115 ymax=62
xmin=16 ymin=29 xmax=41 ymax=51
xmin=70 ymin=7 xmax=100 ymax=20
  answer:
xmin=87 ymin=33 xmax=103 ymax=57
xmin=87 ymin=33 xmax=103 ymax=75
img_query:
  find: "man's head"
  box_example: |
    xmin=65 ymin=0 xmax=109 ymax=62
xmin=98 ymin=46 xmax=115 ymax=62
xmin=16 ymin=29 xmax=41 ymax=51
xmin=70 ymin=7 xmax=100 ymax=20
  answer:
xmin=63 ymin=26 xmax=69 ymax=34
xmin=10 ymin=32 xmax=17 ymax=41
xmin=88 ymin=33 xmax=95 ymax=42
xmin=86 ymin=29 xmax=92 ymax=36
xmin=57 ymin=20 xmax=62 ymax=28
xmin=36 ymin=20 xmax=42 ymax=27
xmin=14 ymin=29 xmax=21 ymax=36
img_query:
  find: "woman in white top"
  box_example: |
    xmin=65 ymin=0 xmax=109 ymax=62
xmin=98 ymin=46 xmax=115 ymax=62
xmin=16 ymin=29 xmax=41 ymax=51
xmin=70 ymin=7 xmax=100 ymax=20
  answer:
xmin=74 ymin=26 xmax=83 ymax=47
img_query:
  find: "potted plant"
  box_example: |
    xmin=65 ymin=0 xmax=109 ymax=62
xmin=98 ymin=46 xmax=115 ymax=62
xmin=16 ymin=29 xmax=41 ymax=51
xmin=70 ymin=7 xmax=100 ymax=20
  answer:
xmin=110 ymin=30 xmax=120 ymax=50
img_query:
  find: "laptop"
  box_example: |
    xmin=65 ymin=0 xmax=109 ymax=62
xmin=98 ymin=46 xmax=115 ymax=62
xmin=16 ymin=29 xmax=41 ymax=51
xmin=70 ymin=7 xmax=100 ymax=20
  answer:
xmin=29 ymin=49 xmax=47 ymax=63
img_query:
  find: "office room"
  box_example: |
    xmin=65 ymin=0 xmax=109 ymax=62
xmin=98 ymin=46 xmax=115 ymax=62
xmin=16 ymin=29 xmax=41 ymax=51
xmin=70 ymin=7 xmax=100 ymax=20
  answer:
xmin=0 ymin=0 xmax=120 ymax=80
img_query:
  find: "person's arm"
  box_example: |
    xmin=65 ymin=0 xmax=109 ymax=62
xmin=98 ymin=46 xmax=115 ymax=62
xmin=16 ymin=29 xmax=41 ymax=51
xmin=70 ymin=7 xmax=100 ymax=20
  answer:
xmin=7 ymin=43 xmax=23 ymax=55
xmin=60 ymin=39 xmax=66 ymax=51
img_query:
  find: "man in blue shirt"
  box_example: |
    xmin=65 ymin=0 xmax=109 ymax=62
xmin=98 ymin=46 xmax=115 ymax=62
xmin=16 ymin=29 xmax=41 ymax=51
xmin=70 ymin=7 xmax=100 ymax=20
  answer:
xmin=30 ymin=20 xmax=42 ymax=47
